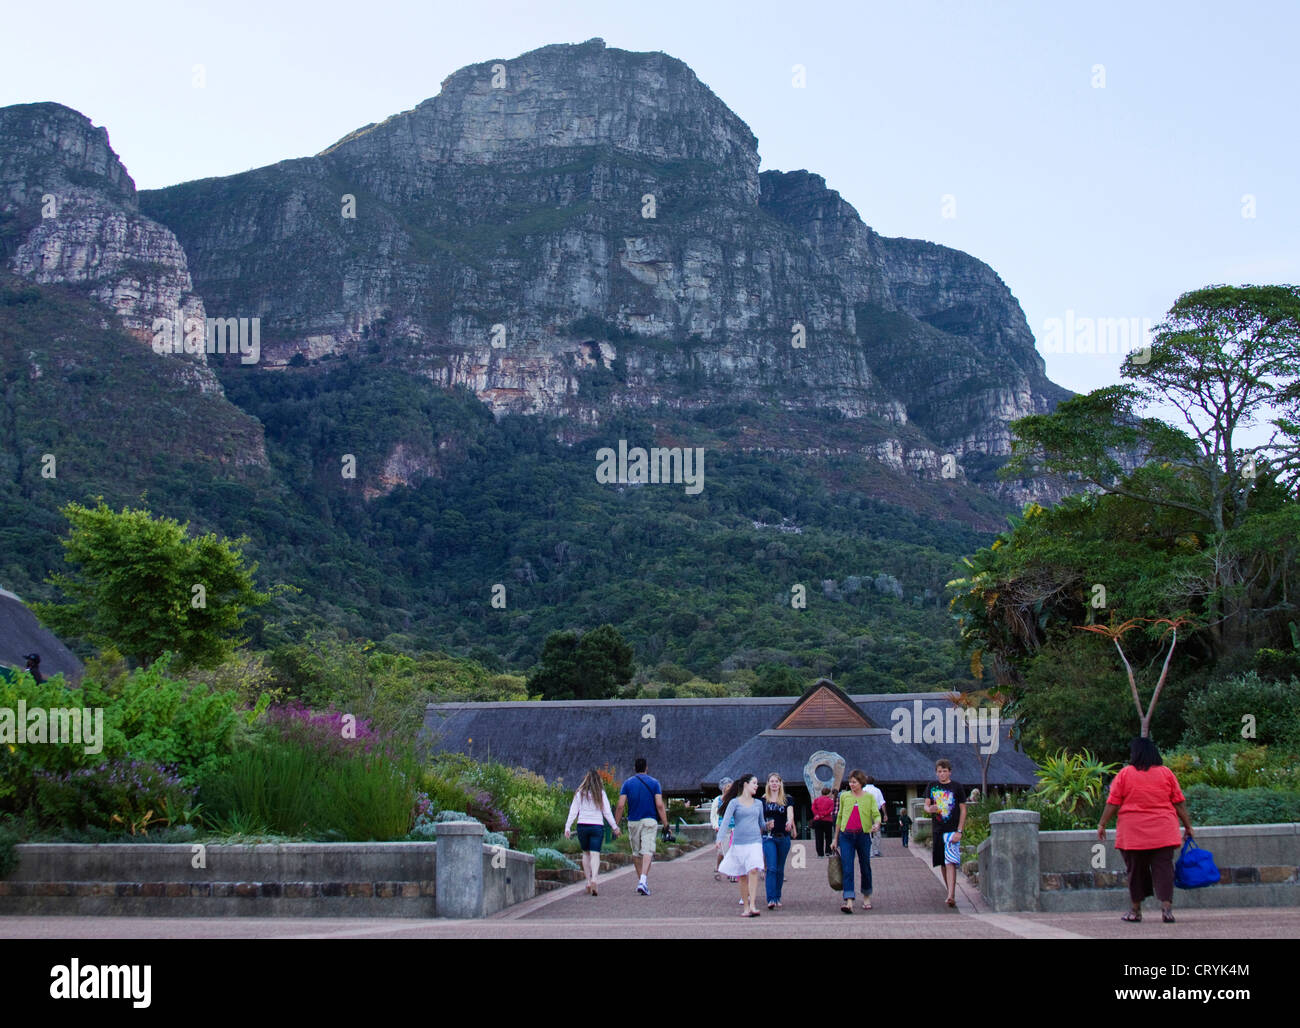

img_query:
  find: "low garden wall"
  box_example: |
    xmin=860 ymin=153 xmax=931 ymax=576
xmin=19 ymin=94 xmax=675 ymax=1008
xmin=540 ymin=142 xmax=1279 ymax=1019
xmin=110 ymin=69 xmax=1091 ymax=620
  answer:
xmin=978 ymin=810 xmax=1300 ymax=912
xmin=0 ymin=824 xmax=534 ymax=918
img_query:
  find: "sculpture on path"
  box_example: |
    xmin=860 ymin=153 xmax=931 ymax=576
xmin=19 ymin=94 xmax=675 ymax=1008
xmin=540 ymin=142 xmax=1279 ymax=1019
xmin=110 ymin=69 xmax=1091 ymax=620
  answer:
xmin=803 ymin=750 xmax=846 ymax=798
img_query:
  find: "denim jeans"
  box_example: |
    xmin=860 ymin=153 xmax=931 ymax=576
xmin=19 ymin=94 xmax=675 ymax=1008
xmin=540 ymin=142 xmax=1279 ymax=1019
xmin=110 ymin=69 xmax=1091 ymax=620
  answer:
xmin=762 ymin=835 xmax=791 ymax=903
xmin=838 ymin=830 xmax=872 ymax=899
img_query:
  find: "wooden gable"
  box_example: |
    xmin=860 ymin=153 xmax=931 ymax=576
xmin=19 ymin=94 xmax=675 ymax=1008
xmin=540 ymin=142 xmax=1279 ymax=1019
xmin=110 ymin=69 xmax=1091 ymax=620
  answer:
xmin=774 ymin=680 xmax=873 ymax=730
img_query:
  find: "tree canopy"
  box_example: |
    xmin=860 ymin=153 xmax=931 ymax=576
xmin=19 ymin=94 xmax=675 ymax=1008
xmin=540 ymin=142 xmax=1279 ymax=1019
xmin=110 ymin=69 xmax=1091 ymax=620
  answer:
xmin=36 ymin=501 xmax=269 ymax=668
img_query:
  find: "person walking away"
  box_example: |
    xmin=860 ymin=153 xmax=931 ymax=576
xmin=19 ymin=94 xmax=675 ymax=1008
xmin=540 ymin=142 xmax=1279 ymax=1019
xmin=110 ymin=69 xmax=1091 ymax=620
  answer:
xmin=1098 ymin=736 xmax=1195 ymax=924
xmin=714 ymin=773 xmax=766 ymax=917
xmin=925 ymin=759 xmax=967 ymax=907
xmin=710 ymin=777 xmax=735 ymax=881
xmin=564 ymin=768 xmax=621 ymax=896
xmin=761 ymin=773 xmax=795 ymax=909
xmin=831 ymin=770 xmax=880 ymax=913
xmin=898 ymin=808 xmax=912 ymax=848
xmin=864 ymin=776 xmax=887 ymax=856
xmin=811 ymin=787 xmax=835 ymax=857
xmin=614 ymin=757 xmax=669 ymax=896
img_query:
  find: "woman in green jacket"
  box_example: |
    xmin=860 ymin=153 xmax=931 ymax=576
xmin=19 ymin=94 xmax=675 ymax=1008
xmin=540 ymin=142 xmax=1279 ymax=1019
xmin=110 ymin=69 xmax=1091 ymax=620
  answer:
xmin=831 ymin=769 xmax=881 ymax=913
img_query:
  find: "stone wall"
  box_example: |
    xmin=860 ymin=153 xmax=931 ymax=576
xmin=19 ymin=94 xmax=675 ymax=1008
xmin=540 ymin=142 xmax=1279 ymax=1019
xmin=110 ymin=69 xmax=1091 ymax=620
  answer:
xmin=0 ymin=835 xmax=535 ymax=918
xmin=977 ymin=813 xmax=1300 ymax=912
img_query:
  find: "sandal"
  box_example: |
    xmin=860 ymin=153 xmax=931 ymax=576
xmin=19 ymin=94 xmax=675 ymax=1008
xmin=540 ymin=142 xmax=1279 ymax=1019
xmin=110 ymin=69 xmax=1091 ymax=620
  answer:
xmin=1121 ymin=910 xmax=1142 ymax=922
xmin=841 ymin=904 xmax=854 ymax=914
xmin=861 ymin=899 xmax=872 ymax=910
xmin=767 ymin=902 xmax=776 ymax=910
xmin=1162 ymin=910 xmax=1175 ymax=923
xmin=946 ymin=898 xmax=956 ymax=908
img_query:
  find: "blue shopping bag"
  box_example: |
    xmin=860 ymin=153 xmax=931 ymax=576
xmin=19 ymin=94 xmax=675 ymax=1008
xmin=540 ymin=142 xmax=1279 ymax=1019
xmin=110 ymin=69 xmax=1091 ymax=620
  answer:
xmin=1174 ymin=838 xmax=1220 ymax=889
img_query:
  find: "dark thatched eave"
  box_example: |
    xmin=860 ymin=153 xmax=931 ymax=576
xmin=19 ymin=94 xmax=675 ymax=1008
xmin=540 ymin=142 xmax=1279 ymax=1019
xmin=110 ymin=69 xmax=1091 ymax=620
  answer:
xmin=423 ymin=691 xmax=1038 ymax=795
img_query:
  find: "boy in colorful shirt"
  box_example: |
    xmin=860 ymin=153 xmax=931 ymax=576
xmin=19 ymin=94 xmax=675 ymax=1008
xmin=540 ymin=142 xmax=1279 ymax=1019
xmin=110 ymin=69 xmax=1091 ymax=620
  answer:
xmin=924 ymin=758 xmax=967 ymax=907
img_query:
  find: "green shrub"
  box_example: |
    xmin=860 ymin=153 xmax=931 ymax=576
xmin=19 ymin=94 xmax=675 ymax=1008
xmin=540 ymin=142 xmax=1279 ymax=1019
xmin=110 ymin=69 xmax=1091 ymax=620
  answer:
xmin=531 ymin=846 xmax=578 ymax=870
xmin=33 ymin=760 xmax=193 ymax=832
xmin=1182 ymin=783 xmax=1300 ymax=825
xmin=960 ymin=790 xmax=1101 ymax=859
xmin=1165 ymin=743 xmax=1300 ymax=790
xmin=0 ymin=821 xmax=19 ymax=877
xmin=93 ymin=660 xmax=243 ymax=784
xmin=1180 ymin=672 xmax=1300 ymax=748
xmin=0 ymin=671 xmax=117 ymax=811
xmin=200 ymin=736 xmax=417 ymax=840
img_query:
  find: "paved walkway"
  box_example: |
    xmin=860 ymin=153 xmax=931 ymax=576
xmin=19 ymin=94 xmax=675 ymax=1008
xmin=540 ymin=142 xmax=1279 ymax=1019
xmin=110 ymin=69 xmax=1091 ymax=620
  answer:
xmin=2 ymin=837 xmax=1297 ymax=938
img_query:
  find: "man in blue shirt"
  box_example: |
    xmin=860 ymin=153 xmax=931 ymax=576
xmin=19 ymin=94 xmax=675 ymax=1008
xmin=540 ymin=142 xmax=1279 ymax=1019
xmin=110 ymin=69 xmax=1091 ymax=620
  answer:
xmin=614 ymin=756 xmax=669 ymax=895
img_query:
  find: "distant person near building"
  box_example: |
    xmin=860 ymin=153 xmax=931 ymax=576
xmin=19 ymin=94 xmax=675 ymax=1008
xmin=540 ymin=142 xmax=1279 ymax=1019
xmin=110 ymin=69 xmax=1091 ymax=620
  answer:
xmin=925 ymin=759 xmax=967 ymax=907
xmin=714 ymin=773 xmax=766 ymax=917
xmin=898 ymin=808 xmax=912 ymax=848
xmin=564 ymin=767 xmax=621 ymax=896
xmin=710 ymin=776 xmax=735 ymax=881
xmin=864 ymin=776 xmax=886 ymax=856
xmin=832 ymin=769 xmax=880 ymax=913
xmin=761 ymin=772 xmax=795 ymax=909
xmin=614 ymin=756 xmax=669 ymax=896
xmin=1098 ymin=736 xmax=1195 ymax=924
xmin=811 ymin=787 xmax=835 ymax=857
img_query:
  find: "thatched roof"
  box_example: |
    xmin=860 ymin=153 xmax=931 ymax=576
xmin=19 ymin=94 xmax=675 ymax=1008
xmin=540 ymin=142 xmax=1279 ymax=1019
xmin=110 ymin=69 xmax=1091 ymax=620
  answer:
xmin=423 ymin=686 xmax=1038 ymax=794
xmin=0 ymin=588 xmax=83 ymax=684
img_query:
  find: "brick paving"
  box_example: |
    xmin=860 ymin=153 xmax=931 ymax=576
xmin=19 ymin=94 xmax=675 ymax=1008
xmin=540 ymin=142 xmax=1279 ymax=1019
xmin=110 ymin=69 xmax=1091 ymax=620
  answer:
xmin=1 ymin=834 xmax=1296 ymax=938
xmin=518 ymin=832 xmax=959 ymax=920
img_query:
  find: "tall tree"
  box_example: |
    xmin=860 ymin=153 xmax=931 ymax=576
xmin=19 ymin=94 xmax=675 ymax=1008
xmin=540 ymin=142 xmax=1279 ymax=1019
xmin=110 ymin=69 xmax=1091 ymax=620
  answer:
xmin=529 ymin=624 xmax=634 ymax=700
xmin=1007 ymin=284 xmax=1300 ymax=532
xmin=36 ymin=501 xmax=269 ymax=668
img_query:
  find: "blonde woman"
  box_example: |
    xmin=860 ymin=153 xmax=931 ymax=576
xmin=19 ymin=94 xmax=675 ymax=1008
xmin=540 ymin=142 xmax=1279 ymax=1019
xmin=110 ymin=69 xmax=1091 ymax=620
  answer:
xmin=714 ymin=773 xmax=766 ymax=917
xmin=761 ymin=772 xmax=796 ymax=909
xmin=564 ymin=768 xmax=620 ymax=896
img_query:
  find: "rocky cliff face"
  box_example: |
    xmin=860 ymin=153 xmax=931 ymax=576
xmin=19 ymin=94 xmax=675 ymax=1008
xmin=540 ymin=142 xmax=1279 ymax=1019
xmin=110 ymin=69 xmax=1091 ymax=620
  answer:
xmin=3 ymin=40 xmax=1073 ymax=511
xmin=0 ymin=103 xmax=218 ymax=394
xmin=134 ymin=39 xmax=1068 ymax=505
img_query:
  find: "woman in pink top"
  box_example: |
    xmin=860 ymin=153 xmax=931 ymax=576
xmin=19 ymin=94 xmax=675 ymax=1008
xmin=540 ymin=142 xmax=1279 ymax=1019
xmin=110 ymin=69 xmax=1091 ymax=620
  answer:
xmin=1097 ymin=737 xmax=1195 ymax=923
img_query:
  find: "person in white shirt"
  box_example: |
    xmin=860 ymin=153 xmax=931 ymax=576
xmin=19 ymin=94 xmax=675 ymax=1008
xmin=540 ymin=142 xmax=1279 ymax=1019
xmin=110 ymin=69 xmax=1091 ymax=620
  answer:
xmin=709 ymin=777 xmax=735 ymax=881
xmin=864 ymin=776 xmax=887 ymax=856
xmin=564 ymin=768 xmax=621 ymax=895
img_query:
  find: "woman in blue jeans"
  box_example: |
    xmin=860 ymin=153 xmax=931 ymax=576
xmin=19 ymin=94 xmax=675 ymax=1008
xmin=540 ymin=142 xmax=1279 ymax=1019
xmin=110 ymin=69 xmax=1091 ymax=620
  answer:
xmin=761 ymin=773 xmax=795 ymax=909
xmin=831 ymin=769 xmax=881 ymax=913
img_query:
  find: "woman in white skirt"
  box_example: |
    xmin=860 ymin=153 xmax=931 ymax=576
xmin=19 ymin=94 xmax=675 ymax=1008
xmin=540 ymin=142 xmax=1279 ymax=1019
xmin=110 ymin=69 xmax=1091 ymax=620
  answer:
xmin=714 ymin=773 xmax=766 ymax=917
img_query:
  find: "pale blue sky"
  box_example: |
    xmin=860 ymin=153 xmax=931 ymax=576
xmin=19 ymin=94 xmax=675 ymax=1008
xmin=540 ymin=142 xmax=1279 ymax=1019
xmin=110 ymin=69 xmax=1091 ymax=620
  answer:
xmin=3 ymin=0 xmax=1297 ymax=412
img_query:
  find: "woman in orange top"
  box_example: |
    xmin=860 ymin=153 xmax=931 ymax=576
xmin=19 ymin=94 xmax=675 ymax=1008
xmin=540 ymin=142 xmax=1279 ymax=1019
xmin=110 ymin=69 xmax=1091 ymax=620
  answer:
xmin=1097 ymin=737 xmax=1195 ymax=923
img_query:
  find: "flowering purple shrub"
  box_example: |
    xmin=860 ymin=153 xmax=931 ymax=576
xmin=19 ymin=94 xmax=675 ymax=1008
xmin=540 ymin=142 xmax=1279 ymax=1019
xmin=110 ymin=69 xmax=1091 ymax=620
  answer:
xmin=262 ymin=703 xmax=380 ymax=756
xmin=34 ymin=759 xmax=194 ymax=831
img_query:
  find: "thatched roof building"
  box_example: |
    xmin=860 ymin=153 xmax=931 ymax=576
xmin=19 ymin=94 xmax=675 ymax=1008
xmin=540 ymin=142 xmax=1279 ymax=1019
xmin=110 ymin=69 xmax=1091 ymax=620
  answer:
xmin=424 ymin=680 xmax=1037 ymax=808
xmin=0 ymin=588 xmax=83 ymax=684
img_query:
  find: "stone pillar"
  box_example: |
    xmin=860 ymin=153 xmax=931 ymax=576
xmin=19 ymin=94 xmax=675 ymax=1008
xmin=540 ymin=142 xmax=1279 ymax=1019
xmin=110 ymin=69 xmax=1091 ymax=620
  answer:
xmin=985 ymin=809 xmax=1040 ymax=912
xmin=435 ymin=821 xmax=485 ymax=918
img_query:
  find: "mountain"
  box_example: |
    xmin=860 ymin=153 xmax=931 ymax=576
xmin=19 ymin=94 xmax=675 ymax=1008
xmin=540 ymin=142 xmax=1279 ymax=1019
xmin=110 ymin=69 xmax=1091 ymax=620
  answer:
xmin=0 ymin=40 xmax=1074 ymax=685
xmin=137 ymin=38 xmax=1069 ymax=500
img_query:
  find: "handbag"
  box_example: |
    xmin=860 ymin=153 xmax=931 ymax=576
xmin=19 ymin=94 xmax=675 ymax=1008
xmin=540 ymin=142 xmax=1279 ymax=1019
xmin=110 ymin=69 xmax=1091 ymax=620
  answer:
xmin=1174 ymin=837 xmax=1220 ymax=889
xmin=827 ymin=847 xmax=843 ymax=891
